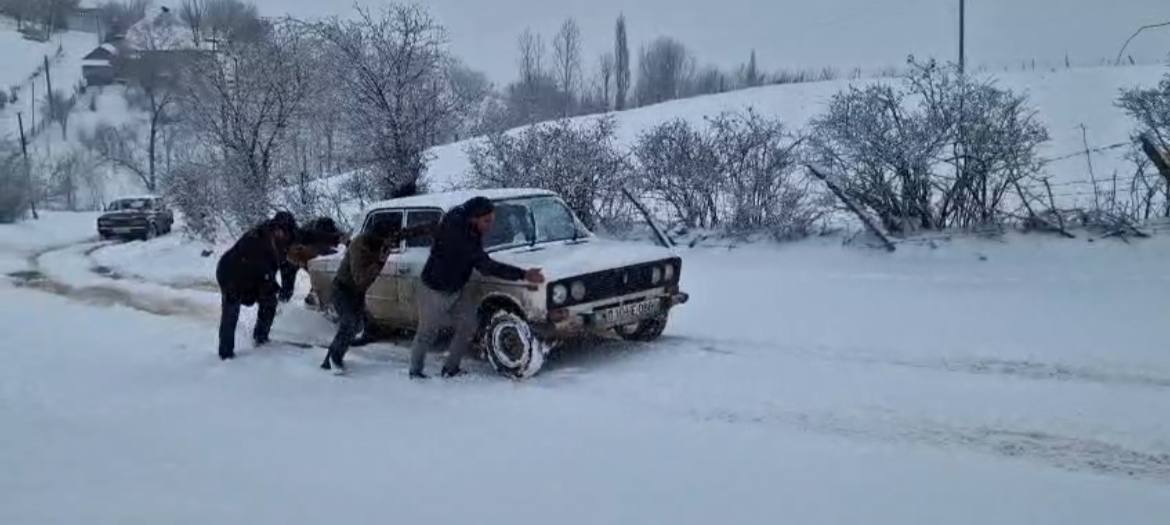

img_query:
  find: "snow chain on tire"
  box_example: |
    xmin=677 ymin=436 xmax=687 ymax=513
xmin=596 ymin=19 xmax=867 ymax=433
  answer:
xmin=481 ymin=310 xmax=547 ymax=379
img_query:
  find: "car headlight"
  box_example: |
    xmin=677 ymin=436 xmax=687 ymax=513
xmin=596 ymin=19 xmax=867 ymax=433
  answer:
xmin=650 ymin=266 xmax=663 ymax=285
xmin=551 ymin=284 xmax=568 ymax=305
xmin=664 ymin=263 xmax=675 ymax=281
xmin=570 ymin=281 xmax=587 ymax=301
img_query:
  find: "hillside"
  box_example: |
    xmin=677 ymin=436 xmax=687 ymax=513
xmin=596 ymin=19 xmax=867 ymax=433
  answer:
xmin=0 ymin=17 xmax=97 ymax=144
xmin=426 ymin=64 xmax=1169 ymax=212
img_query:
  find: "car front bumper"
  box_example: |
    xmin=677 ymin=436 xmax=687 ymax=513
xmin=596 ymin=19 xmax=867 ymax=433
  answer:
xmin=99 ymin=225 xmax=148 ymax=236
xmin=536 ymin=289 xmax=689 ymax=337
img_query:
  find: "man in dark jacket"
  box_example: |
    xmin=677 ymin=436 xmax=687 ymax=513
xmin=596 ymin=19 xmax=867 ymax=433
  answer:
xmin=216 ymin=212 xmax=298 ymax=360
xmin=281 ymin=216 xmax=345 ymax=302
xmin=322 ymin=217 xmax=433 ymax=374
xmin=410 ymin=196 xmax=545 ymax=379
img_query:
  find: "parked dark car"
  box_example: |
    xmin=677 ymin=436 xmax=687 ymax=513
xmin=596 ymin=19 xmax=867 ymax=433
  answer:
xmin=97 ymin=196 xmax=174 ymax=240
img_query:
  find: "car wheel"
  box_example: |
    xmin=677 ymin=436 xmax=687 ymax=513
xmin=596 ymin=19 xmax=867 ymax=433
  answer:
xmin=480 ymin=310 xmax=548 ymax=379
xmin=143 ymin=223 xmax=158 ymax=241
xmin=615 ymin=313 xmax=669 ymax=342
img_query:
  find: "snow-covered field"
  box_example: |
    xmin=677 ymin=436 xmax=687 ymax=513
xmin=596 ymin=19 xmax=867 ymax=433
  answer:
xmin=3 ymin=213 xmax=1170 ymax=524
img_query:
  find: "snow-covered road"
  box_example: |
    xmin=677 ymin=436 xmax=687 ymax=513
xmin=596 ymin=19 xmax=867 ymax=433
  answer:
xmin=3 ymin=215 xmax=1170 ymax=524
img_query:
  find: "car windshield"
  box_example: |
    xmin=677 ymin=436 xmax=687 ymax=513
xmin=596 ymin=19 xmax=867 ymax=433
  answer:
xmin=483 ymin=196 xmax=588 ymax=251
xmin=108 ymin=199 xmax=151 ymax=211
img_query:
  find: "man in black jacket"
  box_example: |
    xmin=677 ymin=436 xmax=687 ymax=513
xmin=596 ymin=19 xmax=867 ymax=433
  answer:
xmin=410 ymin=196 xmax=545 ymax=378
xmin=216 ymin=213 xmax=297 ymax=360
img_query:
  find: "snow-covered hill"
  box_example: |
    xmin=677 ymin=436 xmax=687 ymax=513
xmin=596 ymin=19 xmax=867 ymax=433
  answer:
xmin=426 ymin=64 xmax=1168 ymax=208
xmin=0 ymin=17 xmax=98 ymax=144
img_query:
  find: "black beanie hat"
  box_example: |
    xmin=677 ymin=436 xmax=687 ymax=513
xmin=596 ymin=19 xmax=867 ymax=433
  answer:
xmin=464 ymin=196 xmax=495 ymax=218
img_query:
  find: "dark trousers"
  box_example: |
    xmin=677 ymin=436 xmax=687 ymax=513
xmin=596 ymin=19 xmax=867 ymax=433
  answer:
xmin=218 ymin=292 xmax=277 ymax=358
xmin=327 ymin=286 xmax=365 ymax=361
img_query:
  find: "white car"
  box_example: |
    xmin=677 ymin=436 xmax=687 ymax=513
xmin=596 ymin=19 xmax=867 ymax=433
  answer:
xmin=307 ymin=188 xmax=689 ymax=378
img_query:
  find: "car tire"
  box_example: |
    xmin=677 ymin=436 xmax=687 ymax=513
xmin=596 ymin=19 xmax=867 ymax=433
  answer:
xmin=479 ymin=310 xmax=547 ymax=379
xmin=142 ymin=223 xmax=158 ymax=241
xmin=615 ymin=313 xmax=669 ymax=342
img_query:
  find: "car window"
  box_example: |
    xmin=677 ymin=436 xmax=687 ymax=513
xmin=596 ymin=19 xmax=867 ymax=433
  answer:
xmin=483 ymin=196 xmax=586 ymax=251
xmin=405 ymin=210 xmax=441 ymax=248
xmin=484 ymin=203 xmax=534 ymax=248
xmin=363 ymin=210 xmax=403 ymax=241
xmin=108 ymin=199 xmax=152 ymax=211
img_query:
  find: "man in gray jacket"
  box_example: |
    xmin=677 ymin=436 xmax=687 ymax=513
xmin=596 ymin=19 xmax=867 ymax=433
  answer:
xmin=411 ymin=196 xmax=544 ymax=379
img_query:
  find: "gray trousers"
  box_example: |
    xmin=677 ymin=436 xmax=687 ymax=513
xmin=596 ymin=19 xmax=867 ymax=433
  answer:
xmin=410 ymin=285 xmax=478 ymax=374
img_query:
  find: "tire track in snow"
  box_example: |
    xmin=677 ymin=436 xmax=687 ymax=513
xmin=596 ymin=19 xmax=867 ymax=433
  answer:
xmin=84 ymin=242 xmax=220 ymax=293
xmin=670 ymin=335 xmax=1170 ymax=391
xmin=7 ymin=241 xmax=219 ymax=322
xmin=697 ymin=406 xmax=1170 ymax=484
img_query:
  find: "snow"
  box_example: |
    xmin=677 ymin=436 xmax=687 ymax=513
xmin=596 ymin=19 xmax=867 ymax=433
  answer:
xmin=4 ymin=213 xmax=1170 ymax=523
xmin=0 ymin=211 xmax=98 ymax=274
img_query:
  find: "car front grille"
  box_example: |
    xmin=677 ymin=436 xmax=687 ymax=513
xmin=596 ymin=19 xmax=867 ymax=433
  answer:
xmin=550 ymin=258 xmax=681 ymax=307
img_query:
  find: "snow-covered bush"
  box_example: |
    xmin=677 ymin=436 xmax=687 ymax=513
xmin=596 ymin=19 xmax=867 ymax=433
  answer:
xmin=809 ymin=59 xmax=1048 ymax=233
xmin=707 ymin=110 xmax=828 ymax=239
xmin=1118 ymin=71 xmax=1170 ymax=146
xmin=465 ymin=116 xmax=630 ymax=229
xmin=634 ymin=111 xmax=829 ymax=240
xmin=633 ymin=119 xmax=720 ymax=229
xmin=166 ymin=159 xmax=223 ymax=241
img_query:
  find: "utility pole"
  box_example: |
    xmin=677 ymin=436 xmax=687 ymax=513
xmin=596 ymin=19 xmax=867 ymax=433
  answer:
xmin=959 ymin=0 xmax=966 ymax=74
xmin=17 ymin=112 xmax=38 ymax=220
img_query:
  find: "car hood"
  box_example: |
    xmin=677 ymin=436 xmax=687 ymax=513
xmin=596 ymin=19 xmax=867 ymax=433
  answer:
xmin=492 ymin=239 xmax=677 ymax=280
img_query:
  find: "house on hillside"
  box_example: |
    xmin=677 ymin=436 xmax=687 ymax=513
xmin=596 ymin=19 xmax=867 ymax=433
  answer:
xmin=81 ymin=6 xmax=208 ymax=89
xmin=82 ymin=43 xmax=121 ymax=87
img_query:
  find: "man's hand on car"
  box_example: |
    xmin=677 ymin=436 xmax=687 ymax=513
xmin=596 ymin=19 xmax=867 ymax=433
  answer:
xmin=524 ymin=268 xmax=546 ymax=284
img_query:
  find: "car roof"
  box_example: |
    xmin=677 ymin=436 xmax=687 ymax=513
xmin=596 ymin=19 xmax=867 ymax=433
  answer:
xmin=363 ymin=188 xmax=556 ymax=215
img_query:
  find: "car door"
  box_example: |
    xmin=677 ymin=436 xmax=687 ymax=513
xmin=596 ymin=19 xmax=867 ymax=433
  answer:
xmin=360 ymin=210 xmax=404 ymax=325
xmin=391 ymin=208 xmax=443 ymax=325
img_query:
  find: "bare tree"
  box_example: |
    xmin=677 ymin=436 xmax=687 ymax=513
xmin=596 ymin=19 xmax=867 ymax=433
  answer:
xmin=313 ymin=4 xmax=455 ymax=199
xmin=739 ymin=49 xmax=763 ymax=87
xmin=504 ymin=28 xmax=565 ymax=127
xmin=614 ymin=15 xmax=630 ymax=110
xmin=552 ymin=17 xmax=582 ymax=115
xmin=688 ymin=65 xmax=728 ymax=96
xmin=635 ymin=37 xmax=694 ymax=106
xmin=83 ymin=123 xmax=150 ymax=190
xmin=598 ymin=52 xmax=615 ymax=110
xmin=518 ymin=28 xmax=544 ymax=86
xmin=180 ymin=20 xmax=318 ymax=225
xmin=178 ymin=0 xmax=206 ymax=46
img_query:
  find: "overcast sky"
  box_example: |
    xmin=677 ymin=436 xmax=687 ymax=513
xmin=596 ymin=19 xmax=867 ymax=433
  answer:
xmin=253 ymin=0 xmax=1170 ymax=84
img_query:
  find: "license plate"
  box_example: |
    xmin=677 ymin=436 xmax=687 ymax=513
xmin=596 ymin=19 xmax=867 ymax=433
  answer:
xmin=113 ymin=227 xmax=135 ymax=233
xmin=597 ymin=299 xmax=660 ymax=327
